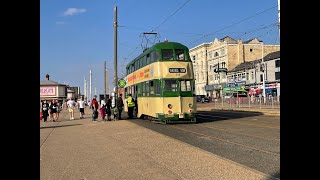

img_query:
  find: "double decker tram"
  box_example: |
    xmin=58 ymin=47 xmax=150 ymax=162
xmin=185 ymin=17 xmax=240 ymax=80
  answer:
xmin=123 ymin=41 xmax=197 ymax=124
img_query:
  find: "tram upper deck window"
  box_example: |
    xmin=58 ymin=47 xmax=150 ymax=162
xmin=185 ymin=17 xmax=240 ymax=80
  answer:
xmin=164 ymin=80 xmax=178 ymax=91
xmin=175 ymin=49 xmax=185 ymax=60
xmin=151 ymin=51 xmax=159 ymax=62
xmin=162 ymin=49 xmax=174 ymax=60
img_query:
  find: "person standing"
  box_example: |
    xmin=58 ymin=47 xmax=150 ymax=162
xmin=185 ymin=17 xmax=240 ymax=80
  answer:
xmin=41 ymin=100 xmax=49 ymax=122
xmin=67 ymin=98 xmax=75 ymax=120
xmin=106 ymin=98 xmax=112 ymax=121
xmin=126 ymin=94 xmax=135 ymax=119
xmin=91 ymin=95 xmax=99 ymax=122
xmin=117 ymin=94 xmax=124 ymax=120
xmin=77 ymin=98 xmax=85 ymax=119
xmin=49 ymin=100 xmax=58 ymax=122
xmin=55 ymin=99 xmax=60 ymax=121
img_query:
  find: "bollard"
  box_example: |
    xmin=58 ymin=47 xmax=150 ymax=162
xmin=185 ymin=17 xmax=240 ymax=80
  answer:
xmin=272 ymin=97 xmax=274 ymax=109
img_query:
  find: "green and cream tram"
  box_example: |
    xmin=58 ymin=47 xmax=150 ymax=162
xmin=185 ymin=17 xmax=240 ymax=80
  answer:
xmin=123 ymin=41 xmax=197 ymax=123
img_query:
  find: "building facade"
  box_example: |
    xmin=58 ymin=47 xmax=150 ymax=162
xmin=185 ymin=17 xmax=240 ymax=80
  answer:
xmin=40 ymin=74 xmax=67 ymax=103
xmin=227 ymin=51 xmax=280 ymax=97
xmin=189 ymin=36 xmax=280 ymax=97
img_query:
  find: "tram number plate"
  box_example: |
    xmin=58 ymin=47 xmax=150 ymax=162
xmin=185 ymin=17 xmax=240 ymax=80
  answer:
xmin=169 ymin=68 xmax=186 ymax=73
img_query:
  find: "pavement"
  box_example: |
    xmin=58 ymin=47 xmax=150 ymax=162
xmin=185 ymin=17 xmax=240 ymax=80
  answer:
xmin=40 ymin=108 xmax=276 ymax=180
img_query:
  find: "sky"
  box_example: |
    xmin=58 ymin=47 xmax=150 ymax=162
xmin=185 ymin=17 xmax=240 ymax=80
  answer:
xmin=40 ymin=0 xmax=280 ymax=97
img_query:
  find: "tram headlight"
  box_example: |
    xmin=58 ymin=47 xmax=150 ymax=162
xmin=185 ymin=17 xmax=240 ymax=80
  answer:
xmin=168 ymin=109 xmax=172 ymax=114
xmin=168 ymin=104 xmax=173 ymax=109
xmin=188 ymin=103 xmax=193 ymax=108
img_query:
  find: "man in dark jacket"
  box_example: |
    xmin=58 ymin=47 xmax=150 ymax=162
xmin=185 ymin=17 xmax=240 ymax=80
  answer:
xmin=117 ymin=94 xmax=124 ymax=120
xmin=41 ymin=100 xmax=49 ymax=122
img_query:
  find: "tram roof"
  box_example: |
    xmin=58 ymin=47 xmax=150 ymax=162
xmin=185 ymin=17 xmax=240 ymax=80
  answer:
xmin=126 ymin=41 xmax=189 ymax=68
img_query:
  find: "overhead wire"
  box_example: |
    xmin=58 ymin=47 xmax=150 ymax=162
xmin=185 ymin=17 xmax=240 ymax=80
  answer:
xmin=187 ymin=5 xmax=278 ymax=46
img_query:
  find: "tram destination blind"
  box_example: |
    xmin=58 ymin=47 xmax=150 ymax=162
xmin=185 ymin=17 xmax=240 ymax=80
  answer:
xmin=168 ymin=68 xmax=186 ymax=73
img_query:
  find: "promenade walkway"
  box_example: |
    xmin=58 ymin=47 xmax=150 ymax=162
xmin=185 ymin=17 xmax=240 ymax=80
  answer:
xmin=40 ymin=108 xmax=277 ymax=180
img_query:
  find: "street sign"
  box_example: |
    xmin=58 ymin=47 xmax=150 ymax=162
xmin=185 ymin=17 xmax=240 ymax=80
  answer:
xmin=118 ymin=79 xmax=126 ymax=88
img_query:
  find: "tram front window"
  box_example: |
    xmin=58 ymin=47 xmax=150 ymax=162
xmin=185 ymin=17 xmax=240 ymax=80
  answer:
xmin=180 ymin=80 xmax=191 ymax=91
xmin=164 ymin=80 xmax=178 ymax=91
xmin=162 ymin=49 xmax=174 ymax=60
xmin=175 ymin=49 xmax=185 ymax=60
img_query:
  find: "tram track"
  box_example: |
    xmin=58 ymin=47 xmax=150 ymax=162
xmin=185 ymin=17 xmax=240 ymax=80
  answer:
xmin=170 ymin=125 xmax=280 ymax=157
xmin=195 ymin=123 xmax=280 ymax=142
xmin=197 ymin=114 xmax=280 ymax=129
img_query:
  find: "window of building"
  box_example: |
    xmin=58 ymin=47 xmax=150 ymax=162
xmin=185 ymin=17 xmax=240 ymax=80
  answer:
xmin=275 ymin=60 xmax=280 ymax=68
xmin=162 ymin=49 xmax=174 ymax=60
xmin=246 ymin=73 xmax=249 ymax=80
xmin=175 ymin=49 xmax=185 ymax=60
xmin=250 ymin=48 xmax=253 ymax=52
xmin=275 ymin=72 xmax=280 ymax=80
xmin=221 ymin=48 xmax=225 ymax=55
xmin=242 ymin=73 xmax=246 ymax=80
xmin=193 ymin=55 xmax=196 ymax=60
xmin=251 ymin=71 xmax=254 ymax=80
xmin=164 ymin=80 xmax=178 ymax=91
xmin=260 ymin=74 xmax=263 ymax=82
xmin=202 ymin=73 xmax=204 ymax=80
xmin=221 ymin=62 xmax=226 ymax=68
xmin=214 ymin=52 xmax=219 ymax=57
xmin=210 ymin=75 xmax=213 ymax=81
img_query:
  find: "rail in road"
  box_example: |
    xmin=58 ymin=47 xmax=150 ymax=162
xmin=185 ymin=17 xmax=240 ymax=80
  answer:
xmin=130 ymin=110 xmax=280 ymax=179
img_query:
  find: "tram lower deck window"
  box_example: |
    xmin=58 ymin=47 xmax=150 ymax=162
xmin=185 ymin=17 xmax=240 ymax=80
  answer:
xmin=164 ymin=80 xmax=178 ymax=91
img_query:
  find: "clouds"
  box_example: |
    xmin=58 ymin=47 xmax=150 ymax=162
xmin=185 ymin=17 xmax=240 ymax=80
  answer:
xmin=63 ymin=8 xmax=87 ymax=16
xmin=56 ymin=8 xmax=87 ymax=25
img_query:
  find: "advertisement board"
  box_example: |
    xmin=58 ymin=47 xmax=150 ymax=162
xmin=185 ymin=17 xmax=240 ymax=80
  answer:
xmin=40 ymin=86 xmax=56 ymax=96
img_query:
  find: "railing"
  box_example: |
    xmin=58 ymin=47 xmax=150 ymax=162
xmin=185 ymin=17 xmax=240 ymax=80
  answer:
xmin=209 ymin=96 xmax=280 ymax=109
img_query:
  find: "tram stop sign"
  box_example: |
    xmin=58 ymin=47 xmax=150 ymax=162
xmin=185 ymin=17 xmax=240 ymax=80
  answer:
xmin=118 ymin=79 xmax=126 ymax=88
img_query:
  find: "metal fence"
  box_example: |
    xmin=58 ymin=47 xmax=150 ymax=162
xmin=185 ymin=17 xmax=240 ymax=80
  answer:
xmin=209 ymin=96 xmax=280 ymax=109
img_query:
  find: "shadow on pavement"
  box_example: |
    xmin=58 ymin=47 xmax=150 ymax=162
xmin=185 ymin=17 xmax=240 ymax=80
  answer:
xmin=40 ymin=124 xmax=82 ymax=129
xmin=196 ymin=110 xmax=264 ymax=124
xmin=267 ymin=171 xmax=280 ymax=180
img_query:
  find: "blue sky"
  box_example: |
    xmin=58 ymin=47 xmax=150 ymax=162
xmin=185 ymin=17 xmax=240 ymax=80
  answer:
xmin=40 ymin=0 xmax=280 ymax=97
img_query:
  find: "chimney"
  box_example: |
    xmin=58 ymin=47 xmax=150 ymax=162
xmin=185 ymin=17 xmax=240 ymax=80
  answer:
xmin=45 ymin=74 xmax=50 ymax=80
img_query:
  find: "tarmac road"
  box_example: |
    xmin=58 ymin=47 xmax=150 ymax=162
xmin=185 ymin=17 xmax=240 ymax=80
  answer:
xmin=130 ymin=110 xmax=280 ymax=179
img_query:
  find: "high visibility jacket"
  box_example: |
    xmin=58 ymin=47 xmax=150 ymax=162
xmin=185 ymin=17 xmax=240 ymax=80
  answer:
xmin=127 ymin=96 xmax=135 ymax=107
